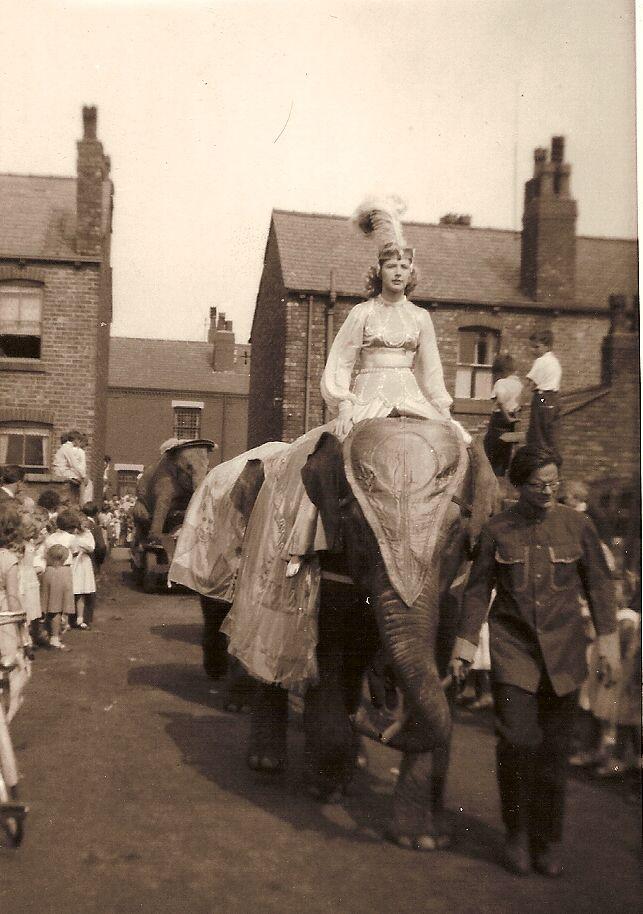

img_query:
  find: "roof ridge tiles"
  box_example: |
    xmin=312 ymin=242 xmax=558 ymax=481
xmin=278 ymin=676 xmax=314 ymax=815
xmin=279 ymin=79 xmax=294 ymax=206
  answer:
xmin=0 ymin=172 xmax=76 ymax=181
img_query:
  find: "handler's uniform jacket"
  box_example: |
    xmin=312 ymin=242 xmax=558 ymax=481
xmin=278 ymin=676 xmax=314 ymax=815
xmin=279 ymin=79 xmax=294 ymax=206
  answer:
xmin=454 ymin=503 xmax=618 ymax=696
xmin=135 ymin=458 xmax=192 ymax=536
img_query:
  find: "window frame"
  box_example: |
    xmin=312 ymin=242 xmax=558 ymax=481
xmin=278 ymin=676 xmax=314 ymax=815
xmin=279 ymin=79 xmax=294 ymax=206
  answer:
xmin=172 ymin=401 xmax=203 ymax=440
xmin=0 ymin=282 xmax=44 ymax=361
xmin=455 ymin=326 xmax=500 ymax=400
xmin=0 ymin=423 xmax=51 ymax=473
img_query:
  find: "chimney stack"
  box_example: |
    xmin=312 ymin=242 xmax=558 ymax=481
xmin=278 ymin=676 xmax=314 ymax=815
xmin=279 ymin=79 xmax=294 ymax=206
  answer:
xmin=208 ymin=307 xmax=236 ymax=371
xmin=76 ymin=106 xmax=109 ymax=257
xmin=602 ymin=295 xmax=640 ymax=388
xmin=520 ymin=136 xmax=577 ymax=305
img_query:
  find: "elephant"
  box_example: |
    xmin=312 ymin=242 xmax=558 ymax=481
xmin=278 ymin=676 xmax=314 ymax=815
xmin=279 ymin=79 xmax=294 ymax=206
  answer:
xmin=209 ymin=417 xmax=497 ymax=850
xmin=132 ymin=439 xmax=215 ymax=545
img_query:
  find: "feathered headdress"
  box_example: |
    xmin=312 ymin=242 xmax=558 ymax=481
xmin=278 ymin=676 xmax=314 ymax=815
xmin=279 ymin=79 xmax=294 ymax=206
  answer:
xmin=352 ymin=195 xmax=414 ymax=261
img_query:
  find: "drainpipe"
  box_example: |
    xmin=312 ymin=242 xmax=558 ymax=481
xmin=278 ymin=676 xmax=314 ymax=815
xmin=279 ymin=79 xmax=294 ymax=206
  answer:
xmin=303 ymin=293 xmax=314 ymax=433
xmin=323 ymin=270 xmax=336 ymax=423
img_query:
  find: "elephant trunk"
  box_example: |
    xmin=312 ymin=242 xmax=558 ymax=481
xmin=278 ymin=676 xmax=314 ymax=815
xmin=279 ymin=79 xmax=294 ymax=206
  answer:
xmin=370 ymin=560 xmax=451 ymax=753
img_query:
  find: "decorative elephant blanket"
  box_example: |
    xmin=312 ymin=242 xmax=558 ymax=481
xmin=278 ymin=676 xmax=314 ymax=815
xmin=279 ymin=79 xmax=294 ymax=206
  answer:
xmin=343 ymin=417 xmax=469 ymax=607
xmin=169 ymin=441 xmax=290 ymax=599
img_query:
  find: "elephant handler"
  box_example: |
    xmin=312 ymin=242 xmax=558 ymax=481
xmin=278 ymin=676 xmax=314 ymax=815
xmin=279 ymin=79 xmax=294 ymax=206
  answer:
xmin=448 ymin=445 xmax=621 ymax=878
xmin=132 ymin=437 xmax=216 ymax=547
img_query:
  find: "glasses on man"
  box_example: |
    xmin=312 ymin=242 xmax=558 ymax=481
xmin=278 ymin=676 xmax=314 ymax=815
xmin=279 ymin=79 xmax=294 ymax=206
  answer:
xmin=525 ymin=479 xmax=561 ymax=493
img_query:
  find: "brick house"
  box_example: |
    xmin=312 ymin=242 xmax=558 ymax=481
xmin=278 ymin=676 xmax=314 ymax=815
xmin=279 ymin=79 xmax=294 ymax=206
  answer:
xmin=248 ymin=137 xmax=638 ymax=490
xmin=106 ymin=308 xmax=249 ymax=494
xmin=0 ymin=106 xmax=113 ymax=500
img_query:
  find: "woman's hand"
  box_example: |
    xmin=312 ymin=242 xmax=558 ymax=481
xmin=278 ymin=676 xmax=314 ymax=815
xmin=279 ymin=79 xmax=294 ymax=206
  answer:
xmin=335 ymin=413 xmax=354 ymax=440
xmin=335 ymin=401 xmax=354 ymax=440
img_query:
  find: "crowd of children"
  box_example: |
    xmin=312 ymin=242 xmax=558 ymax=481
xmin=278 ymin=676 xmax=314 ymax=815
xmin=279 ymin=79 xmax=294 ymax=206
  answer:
xmin=0 ymin=480 xmax=108 ymax=654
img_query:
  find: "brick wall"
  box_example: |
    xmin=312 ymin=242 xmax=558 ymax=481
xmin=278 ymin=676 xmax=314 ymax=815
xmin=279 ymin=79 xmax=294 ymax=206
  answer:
xmin=561 ymin=332 xmax=640 ymax=484
xmin=0 ymin=260 xmax=106 ymax=486
xmin=106 ymin=389 xmax=248 ymax=468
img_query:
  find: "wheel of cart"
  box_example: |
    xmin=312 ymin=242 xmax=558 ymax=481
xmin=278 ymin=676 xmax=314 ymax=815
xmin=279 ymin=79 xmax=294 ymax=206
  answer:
xmin=0 ymin=610 xmax=31 ymax=849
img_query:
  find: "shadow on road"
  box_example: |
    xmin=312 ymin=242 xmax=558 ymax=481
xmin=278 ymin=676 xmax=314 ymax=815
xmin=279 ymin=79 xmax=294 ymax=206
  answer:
xmin=127 ymin=660 xmax=414 ymax=848
xmin=150 ymin=623 xmax=202 ymax=646
xmin=161 ymin=705 xmax=391 ymax=847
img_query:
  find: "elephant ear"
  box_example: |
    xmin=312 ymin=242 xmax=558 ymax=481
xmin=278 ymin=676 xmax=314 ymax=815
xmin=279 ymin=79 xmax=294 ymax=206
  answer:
xmin=467 ymin=437 xmax=499 ymax=549
xmin=230 ymin=459 xmax=265 ymax=525
xmin=301 ymin=432 xmax=348 ymax=551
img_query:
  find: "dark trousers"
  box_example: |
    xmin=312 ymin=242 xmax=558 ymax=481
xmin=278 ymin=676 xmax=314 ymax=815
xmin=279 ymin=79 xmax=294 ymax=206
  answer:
xmin=492 ymin=676 xmax=578 ymax=848
xmin=526 ymin=390 xmax=560 ymax=461
xmin=484 ymin=411 xmax=518 ymax=477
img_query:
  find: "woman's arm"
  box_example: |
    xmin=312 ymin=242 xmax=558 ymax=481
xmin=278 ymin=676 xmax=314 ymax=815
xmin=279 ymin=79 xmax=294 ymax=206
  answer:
xmin=414 ymin=310 xmax=453 ymax=416
xmin=320 ymin=303 xmax=366 ymax=418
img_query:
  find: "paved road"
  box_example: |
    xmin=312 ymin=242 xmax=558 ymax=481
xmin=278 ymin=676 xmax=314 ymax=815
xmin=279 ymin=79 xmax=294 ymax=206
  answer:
xmin=1 ymin=554 xmax=640 ymax=913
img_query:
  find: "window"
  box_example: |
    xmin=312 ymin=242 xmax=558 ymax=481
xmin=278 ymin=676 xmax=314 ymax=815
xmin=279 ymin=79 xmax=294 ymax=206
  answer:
xmin=0 ymin=284 xmax=43 ymax=359
xmin=116 ymin=469 xmax=142 ymax=497
xmin=455 ymin=327 xmax=500 ymax=399
xmin=172 ymin=402 xmax=203 ymax=439
xmin=0 ymin=425 xmax=50 ymax=472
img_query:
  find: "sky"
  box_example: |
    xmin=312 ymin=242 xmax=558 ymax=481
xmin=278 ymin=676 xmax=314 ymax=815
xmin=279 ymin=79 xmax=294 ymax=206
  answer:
xmin=0 ymin=0 xmax=637 ymax=345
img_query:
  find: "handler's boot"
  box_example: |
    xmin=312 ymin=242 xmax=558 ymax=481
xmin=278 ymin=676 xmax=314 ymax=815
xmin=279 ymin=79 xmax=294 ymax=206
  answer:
xmin=503 ymin=829 xmax=532 ymax=876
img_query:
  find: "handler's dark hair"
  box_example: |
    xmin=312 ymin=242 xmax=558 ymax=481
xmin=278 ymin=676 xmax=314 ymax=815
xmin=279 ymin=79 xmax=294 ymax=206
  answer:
xmin=508 ymin=446 xmax=561 ymax=488
xmin=491 ymin=351 xmax=515 ymax=381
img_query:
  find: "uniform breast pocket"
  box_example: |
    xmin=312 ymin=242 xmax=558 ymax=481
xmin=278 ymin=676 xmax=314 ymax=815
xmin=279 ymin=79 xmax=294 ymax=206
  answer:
xmin=495 ymin=546 xmax=528 ymax=593
xmin=548 ymin=545 xmax=581 ymax=592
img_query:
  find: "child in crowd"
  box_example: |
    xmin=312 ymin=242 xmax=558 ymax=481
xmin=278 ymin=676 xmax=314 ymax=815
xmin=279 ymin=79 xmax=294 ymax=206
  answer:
xmin=0 ymin=502 xmax=32 ymax=728
xmin=525 ymin=327 xmax=562 ymax=461
xmin=18 ymin=507 xmax=48 ymax=647
xmin=483 ymin=352 xmax=523 ymax=477
xmin=44 ymin=509 xmax=79 ymax=633
xmin=40 ymin=544 xmax=74 ymax=651
xmin=79 ymin=503 xmax=105 ymax=627
xmin=37 ymin=488 xmax=61 ymax=532
xmin=72 ymin=511 xmax=95 ymax=629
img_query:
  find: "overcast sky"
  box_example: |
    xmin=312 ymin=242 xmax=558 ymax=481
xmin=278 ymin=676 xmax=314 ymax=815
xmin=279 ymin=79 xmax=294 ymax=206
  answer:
xmin=0 ymin=0 xmax=637 ymax=344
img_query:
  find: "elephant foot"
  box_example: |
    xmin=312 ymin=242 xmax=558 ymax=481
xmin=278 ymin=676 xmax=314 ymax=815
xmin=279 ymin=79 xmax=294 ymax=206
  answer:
xmin=247 ymin=753 xmax=286 ymax=773
xmin=385 ymin=829 xmax=452 ymax=852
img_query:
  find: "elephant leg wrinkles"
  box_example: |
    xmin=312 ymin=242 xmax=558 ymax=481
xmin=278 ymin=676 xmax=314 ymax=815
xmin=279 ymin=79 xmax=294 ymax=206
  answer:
xmin=303 ymin=576 xmax=375 ymax=795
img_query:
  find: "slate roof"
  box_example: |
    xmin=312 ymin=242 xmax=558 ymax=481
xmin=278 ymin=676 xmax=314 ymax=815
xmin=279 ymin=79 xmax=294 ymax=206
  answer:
xmin=108 ymin=337 xmax=249 ymax=395
xmin=0 ymin=173 xmax=112 ymax=260
xmin=271 ymin=210 xmax=638 ymax=312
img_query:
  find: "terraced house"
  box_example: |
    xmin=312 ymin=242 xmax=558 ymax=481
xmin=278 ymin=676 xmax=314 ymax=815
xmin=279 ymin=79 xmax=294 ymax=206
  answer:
xmin=0 ymin=106 xmax=113 ymax=498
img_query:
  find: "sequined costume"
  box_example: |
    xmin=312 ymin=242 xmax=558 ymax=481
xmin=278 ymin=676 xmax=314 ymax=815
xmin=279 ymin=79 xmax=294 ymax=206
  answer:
xmin=321 ymin=295 xmax=454 ymax=425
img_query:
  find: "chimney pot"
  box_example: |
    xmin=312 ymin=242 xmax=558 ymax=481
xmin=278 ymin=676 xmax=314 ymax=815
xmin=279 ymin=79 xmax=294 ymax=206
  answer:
xmin=551 ymin=136 xmax=565 ymax=164
xmin=82 ymin=106 xmax=98 ymax=140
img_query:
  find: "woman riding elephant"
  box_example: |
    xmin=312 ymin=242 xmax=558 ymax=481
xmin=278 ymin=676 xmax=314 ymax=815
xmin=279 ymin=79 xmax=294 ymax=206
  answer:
xmin=195 ymin=199 xmax=497 ymax=849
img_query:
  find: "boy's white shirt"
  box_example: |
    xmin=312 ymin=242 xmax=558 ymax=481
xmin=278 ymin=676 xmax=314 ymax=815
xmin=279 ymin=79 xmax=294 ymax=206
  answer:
xmin=526 ymin=351 xmax=562 ymax=391
xmin=52 ymin=441 xmax=86 ymax=479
